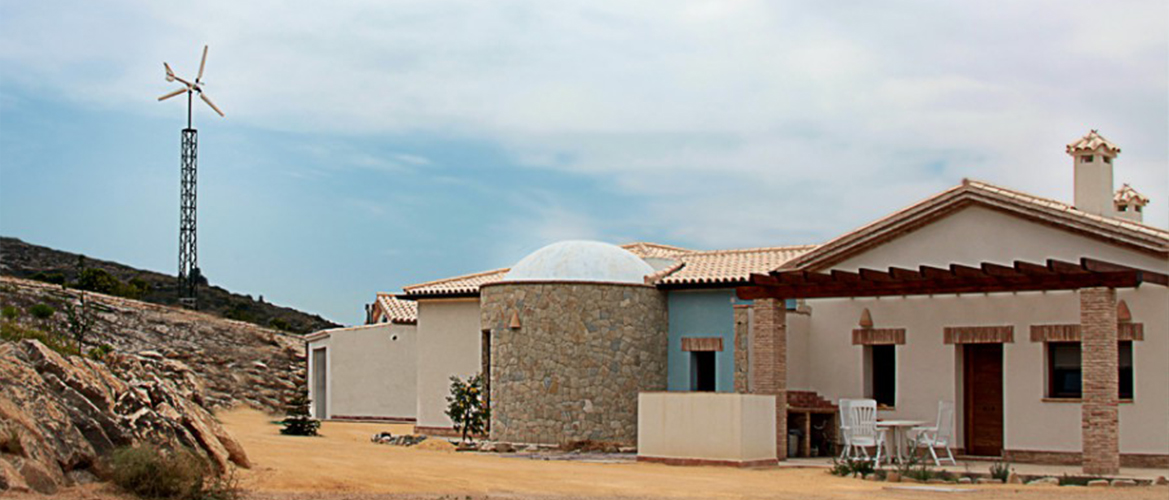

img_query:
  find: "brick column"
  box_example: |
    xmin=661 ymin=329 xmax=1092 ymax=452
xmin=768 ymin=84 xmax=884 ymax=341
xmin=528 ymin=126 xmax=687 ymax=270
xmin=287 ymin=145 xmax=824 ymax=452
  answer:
xmin=733 ymin=304 xmax=751 ymax=393
xmin=752 ymin=297 xmax=787 ymax=460
xmin=1080 ymin=287 xmax=1119 ymax=475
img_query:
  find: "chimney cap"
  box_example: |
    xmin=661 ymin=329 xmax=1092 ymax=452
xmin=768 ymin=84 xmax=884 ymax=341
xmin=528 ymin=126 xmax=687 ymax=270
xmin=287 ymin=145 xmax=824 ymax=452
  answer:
xmin=1114 ymin=183 xmax=1150 ymax=206
xmin=1067 ymin=129 xmax=1121 ymax=155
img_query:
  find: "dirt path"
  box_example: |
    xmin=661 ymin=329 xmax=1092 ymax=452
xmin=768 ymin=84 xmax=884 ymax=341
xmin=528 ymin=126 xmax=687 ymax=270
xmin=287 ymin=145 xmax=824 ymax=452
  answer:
xmin=213 ymin=408 xmax=1166 ymax=500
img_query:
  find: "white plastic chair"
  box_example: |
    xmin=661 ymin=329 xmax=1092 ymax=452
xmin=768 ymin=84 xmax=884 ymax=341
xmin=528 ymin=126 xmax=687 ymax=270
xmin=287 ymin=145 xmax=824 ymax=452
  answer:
xmin=839 ymin=399 xmax=886 ymax=466
xmin=914 ymin=400 xmax=957 ymax=466
xmin=837 ymin=399 xmax=854 ymax=460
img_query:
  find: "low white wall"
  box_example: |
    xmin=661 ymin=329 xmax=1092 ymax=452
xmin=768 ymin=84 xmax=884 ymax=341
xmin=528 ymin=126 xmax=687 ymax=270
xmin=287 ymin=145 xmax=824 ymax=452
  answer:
xmin=638 ymin=392 xmax=776 ymax=465
xmin=307 ymin=322 xmax=417 ymax=420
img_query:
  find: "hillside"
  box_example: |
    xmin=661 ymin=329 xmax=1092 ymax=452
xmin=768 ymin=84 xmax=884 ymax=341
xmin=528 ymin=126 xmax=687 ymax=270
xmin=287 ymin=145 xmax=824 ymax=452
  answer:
xmin=0 ymin=236 xmax=338 ymax=334
xmin=0 ymin=275 xmax=302 ymax=410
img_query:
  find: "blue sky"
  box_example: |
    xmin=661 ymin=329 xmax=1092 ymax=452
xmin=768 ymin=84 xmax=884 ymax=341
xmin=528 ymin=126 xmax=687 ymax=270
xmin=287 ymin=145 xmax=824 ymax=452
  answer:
xmin=2 ymin=1 xmax=1166 ymax=324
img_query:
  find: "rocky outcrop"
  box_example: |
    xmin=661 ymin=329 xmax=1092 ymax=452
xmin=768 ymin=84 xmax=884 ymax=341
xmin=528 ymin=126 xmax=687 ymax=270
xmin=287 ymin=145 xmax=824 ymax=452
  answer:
xmin=1 ymin=276 xmax=302 ymax=410
xmin=0 ymin=340 xmax=250 ymax=494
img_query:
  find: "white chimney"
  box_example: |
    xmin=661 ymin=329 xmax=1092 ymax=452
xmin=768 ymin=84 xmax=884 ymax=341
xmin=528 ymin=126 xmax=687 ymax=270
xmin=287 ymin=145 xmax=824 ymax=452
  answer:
xmin=1067 ymin=130 xmax=1121 ymax=217
xmin=1113 ymin=183 xmax=1149 ymax=223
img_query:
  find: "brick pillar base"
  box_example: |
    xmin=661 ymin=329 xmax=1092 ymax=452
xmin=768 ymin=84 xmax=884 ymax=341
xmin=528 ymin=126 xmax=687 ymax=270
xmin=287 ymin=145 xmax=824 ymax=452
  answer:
xmin=752 ymin=297 xmax=787 ymax=460
xmin=1080 ymin=287 xmax=1119 ymax=475
xmin=733 ymin=305 xmax=750 ymax=393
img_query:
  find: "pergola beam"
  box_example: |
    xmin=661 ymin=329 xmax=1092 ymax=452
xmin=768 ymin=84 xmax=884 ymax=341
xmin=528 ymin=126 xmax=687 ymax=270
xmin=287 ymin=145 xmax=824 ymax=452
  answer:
xmin=738 ymin=259 xmax=1166 ymax=301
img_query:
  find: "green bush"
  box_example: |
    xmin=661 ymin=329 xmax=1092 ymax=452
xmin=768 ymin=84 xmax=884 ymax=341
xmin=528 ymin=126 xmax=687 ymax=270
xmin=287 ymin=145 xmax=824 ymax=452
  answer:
xmin=1058 ymin=474 xmax=1103 ymax=486
xmin=30 ymin=271 xmax=66 ymax=286
xmin=903 ymin=463 xmax=937 ymax=482
xmin=989 ymin=461 xmax=1012 ymax=482
xmin=88 ymin=343 xmax=114 ymax=360
xmin=830 ymin=456 xmax=876 ymax=477
xmin=108 ymin=444 xmax=238 ymax=500
xmin=126 ymin=277 xmax=152 ymax=299
xmin=1 ymin=306 xmax=18 ymax=320
xmin=29 ymin=303 xmax=55 ymax=320
xmin=76 ymin=268 xmax=123 ymax=295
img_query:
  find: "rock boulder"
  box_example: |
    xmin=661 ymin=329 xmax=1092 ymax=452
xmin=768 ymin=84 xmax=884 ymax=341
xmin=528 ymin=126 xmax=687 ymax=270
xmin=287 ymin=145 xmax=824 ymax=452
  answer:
xmin=0 ymin=340 xmax=249 ymax=494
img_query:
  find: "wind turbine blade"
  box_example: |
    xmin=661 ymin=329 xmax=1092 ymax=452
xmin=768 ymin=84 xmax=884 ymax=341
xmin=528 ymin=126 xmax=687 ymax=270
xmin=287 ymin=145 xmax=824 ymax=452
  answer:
xmin=200 ymin=92 xmax=225 ymax=117
xmin=164 ymin=62 xmax=175 ymax=82
xmin=158 ymin=88 xmax=187 ymax=101
xmin=171 ymin=74 xmax=194 ymax=87
xmin=197 ymin=45 xmax=208 ymax=82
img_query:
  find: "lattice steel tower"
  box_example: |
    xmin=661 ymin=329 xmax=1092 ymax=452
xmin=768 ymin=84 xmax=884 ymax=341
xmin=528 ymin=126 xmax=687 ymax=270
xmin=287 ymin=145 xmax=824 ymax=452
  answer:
xmin=158 ymin=46 xmax=225 ymax=309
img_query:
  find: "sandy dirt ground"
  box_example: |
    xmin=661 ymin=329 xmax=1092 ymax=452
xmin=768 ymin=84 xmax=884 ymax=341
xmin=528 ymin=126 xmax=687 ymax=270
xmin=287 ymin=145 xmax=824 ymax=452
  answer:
xmin=220 ymin=408 xmax=1166 ymax=500
xmin=18 ymin=408 xmax=1168 ymax=500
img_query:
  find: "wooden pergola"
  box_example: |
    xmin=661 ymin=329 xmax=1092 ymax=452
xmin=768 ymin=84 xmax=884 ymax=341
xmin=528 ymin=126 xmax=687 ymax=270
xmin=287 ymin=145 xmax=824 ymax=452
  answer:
xmin=735 ymin=257 xmax=1167 ymax=475
xmin=738 ymin=257 xmax=1167 ymax=300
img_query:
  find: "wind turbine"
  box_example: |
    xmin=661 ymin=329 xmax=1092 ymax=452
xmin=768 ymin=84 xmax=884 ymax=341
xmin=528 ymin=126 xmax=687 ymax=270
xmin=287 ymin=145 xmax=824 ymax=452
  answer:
xmin=158 ymin=45 xmax=225 ymax=309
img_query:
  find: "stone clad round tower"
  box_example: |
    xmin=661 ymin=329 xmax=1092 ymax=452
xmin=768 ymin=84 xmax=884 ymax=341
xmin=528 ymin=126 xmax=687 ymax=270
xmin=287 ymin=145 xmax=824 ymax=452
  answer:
xmin=480 ymin=241 xmax=668 ymax=446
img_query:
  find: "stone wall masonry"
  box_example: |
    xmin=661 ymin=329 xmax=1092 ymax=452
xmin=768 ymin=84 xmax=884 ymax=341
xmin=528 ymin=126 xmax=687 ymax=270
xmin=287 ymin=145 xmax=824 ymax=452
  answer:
xmin=481 ymin=282 xmax=668 ymax=446
xmin=1080 ymin=287 xmax=1119 ymax=475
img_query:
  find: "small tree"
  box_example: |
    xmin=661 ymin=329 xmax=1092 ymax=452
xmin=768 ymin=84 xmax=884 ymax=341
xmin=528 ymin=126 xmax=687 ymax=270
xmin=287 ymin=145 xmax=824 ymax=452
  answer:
xmin=63 ymin=292 xmax=95 ymax=353
xmin=445 ymin=373 xmax=489 ymax=444
xmin=76 ymin=268 xmax=124 ymax=295
xmin=280 ymin=355 xmax=320 ymax=436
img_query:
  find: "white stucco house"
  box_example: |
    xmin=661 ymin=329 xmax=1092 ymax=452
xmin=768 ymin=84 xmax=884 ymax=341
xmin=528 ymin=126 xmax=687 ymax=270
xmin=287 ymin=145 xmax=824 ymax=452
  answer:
xmin=305 ymin=294 xmax=417 ymax=422
xmin=307 ymin=130 xmax=1167 ymax=473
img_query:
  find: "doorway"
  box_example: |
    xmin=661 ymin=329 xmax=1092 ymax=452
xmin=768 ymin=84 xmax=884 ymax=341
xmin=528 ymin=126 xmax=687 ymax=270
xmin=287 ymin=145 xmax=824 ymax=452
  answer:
xmin=691 ymin=351 xmax=716 ymax=391
xmin=963 ymin=344 xmax=1003 ymax=456
xmin=312 ymin=347 xmax=327 ymax=419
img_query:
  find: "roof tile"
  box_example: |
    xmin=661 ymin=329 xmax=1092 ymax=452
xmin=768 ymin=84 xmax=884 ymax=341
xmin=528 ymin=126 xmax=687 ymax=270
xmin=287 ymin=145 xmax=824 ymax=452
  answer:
xmin=375 ymin=293 xmax=418 ymax=324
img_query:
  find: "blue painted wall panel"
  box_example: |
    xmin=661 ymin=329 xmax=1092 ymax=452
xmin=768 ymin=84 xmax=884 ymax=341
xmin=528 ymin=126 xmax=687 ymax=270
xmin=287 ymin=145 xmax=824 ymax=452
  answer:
xmin=667 ymin=289 xmax=737 ymax=392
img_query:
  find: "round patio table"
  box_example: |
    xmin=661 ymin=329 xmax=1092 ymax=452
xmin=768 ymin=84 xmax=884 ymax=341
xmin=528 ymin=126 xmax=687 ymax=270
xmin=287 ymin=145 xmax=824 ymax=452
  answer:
xmin=876 ymin=420 xmax=926 ymax=464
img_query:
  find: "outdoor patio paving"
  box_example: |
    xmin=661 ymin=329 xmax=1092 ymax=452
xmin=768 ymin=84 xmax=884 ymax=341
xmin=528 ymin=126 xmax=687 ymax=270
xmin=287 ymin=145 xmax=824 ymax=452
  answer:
xmin=782 ymin=457 xmax=1169 ymax=481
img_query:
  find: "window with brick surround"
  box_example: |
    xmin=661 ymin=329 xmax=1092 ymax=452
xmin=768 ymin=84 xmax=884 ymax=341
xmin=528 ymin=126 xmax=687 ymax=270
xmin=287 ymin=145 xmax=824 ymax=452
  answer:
xmin=1046 ymin=341 xmax=1133 ymax=399
xmin=1048 ymin=342 xmax=1080 ymax=398
xmin=1119 ymin=341 xmax=1133 ymax=399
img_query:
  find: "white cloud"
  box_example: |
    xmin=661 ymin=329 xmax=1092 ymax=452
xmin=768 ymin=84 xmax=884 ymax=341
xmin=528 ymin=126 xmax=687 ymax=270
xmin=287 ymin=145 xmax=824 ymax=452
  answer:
xmin=2 ymin=0 xmax=1166 ymax=239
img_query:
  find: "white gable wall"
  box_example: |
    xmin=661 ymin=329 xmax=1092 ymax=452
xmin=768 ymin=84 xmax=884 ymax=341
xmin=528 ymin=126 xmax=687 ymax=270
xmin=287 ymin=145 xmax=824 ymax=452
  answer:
xmin=415 ymin=298 xmax=483 ymax=430
xmin=795 ymin=205 xmax=1168 ymax=457
xmin=831 ymin=205 xmax=1166 ymax=273
xmin=306 ymin=322 xmax=417 ymax=420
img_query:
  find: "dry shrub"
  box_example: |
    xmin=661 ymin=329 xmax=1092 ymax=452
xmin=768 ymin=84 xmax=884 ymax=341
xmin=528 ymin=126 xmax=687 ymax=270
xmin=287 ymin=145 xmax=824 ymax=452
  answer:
xmin=560 ymin=439 xmax=621 ymax=453
xmin=109 ymin=444 xmax=239 ymax=500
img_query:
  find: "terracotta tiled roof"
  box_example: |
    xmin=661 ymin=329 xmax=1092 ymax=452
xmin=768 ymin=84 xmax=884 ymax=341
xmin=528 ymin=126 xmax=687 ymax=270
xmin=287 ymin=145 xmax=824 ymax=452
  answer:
xmin=400 ymin=268 xmax=510 ymax=298
xmin=783 ymin=179 xmax=1169 ymax=271
xmin=620 ymin=242 xmax=692 ymax=259
xmin=1114 ymin=184 xmax=1150 ymax=206
xmin=653 ymin=245 xmax=819 ymax=287
xmin=1067 ymin=129 xmax=1121 ymax=154
xmin=399 ymin=242 xmax=696 ymax=298
xmin=374 ymin=293 xmax=418 ymax=324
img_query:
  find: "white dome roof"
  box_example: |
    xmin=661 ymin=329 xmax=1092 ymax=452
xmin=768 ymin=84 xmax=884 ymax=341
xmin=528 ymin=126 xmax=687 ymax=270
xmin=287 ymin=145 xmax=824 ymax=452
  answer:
xmin=503 ymin=240 xmax=654 ymax=284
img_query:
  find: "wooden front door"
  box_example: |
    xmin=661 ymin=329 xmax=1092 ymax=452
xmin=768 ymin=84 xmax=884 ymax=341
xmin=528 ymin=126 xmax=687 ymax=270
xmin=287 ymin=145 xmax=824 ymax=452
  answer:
xmin=963 ymin=344 xmax=1003 ymax=456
